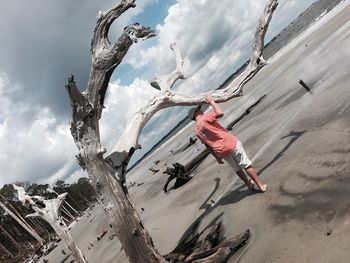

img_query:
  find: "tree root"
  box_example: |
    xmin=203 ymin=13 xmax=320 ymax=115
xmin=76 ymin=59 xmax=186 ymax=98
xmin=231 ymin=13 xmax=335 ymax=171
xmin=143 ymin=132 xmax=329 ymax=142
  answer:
xmin=165 ymin=223 xmax=250 ymax=263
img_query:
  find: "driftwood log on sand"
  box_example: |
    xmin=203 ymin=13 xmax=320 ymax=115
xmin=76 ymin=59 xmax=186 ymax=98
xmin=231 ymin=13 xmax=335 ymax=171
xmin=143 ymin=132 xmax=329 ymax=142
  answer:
xmin=163 ymin=163 xmax=193 ymax=193
xmin=165 ymin=223 xmax=250 ymax=263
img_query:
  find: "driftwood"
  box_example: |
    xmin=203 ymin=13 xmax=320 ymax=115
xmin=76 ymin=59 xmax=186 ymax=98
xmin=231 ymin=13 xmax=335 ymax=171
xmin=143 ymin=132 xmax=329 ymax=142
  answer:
xmin=299 ymin=79 xmax=312 ymax=93
xmin=65 ymin=0 xmax=278 ymax=262
xmin=165 ymin=223 xmax=250 ymax=263
xmin=13 ymin=185 xmax=88 ymax=263
xmin=163 ymin=163 xmax=192 ymax=193
xmin=149 ymin=167 xmax=160 ymax=174
xmin=227 ymin=94 xmax=266 ymax=130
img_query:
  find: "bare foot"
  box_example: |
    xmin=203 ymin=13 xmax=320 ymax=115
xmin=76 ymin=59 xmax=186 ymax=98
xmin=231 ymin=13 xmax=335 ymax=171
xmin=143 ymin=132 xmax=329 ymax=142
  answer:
xmin=259 ymin=184 xmax=267 ymax=193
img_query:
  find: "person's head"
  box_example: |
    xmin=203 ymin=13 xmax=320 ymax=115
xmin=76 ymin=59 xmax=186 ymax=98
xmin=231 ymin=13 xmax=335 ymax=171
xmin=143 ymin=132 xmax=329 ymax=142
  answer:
xmin=188 ymin=105 xmax=202 ymax=121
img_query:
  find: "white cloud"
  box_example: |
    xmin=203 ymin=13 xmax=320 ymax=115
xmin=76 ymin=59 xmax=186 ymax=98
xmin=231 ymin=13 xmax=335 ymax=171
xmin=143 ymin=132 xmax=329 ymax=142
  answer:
xmin=0 ymin=73 xmax=83 ymax=186
xmin=100 ymin=78 xmax=158 ymax=150
xmin=126 ymin=0 xmax=317 ymax=89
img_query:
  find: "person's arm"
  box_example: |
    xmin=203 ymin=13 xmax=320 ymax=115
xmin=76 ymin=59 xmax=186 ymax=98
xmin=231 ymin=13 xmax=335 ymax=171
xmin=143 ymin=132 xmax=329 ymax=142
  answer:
xmin=205 ymin=94 xmax=224 ymax=118
xmin=204 ymin=143 xmax=224 ymax=164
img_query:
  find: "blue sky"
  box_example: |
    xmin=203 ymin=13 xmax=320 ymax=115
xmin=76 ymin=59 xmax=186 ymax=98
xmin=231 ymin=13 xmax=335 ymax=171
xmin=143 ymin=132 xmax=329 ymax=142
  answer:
xmin=0 ymin=0 xmax=318 ymax=186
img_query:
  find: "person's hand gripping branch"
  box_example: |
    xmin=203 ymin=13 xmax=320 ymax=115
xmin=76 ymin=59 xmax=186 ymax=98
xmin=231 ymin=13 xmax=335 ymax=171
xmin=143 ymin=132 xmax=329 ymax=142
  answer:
xmin=205 ymin=94 xmax=224 ymax=118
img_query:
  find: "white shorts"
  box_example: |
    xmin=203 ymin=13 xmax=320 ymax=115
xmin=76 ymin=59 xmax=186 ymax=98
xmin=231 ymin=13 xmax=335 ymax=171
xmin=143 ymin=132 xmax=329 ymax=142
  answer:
xmin=223 ymin=141 xmax=252 ymax=172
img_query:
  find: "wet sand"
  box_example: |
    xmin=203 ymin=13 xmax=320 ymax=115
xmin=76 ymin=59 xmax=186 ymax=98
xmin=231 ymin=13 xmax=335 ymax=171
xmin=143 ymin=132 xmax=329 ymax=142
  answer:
xmin=40 ymin=2 xmax=350 ymax=262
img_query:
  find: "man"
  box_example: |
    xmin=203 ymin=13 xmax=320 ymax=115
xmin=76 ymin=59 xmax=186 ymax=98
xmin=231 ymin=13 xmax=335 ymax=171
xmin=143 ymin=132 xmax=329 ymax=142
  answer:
xmin=189 ymin=95 xmax=267 ymax=192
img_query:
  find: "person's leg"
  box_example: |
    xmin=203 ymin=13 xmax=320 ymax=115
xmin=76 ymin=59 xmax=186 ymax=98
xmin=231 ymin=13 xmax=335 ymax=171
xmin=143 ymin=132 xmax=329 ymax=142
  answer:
xmin=224 ymin=153 xmax=253 ymax=189
xmin=245 ymin=166 xmax=267 ymax=192
xmin=234 ymin=140 xmax=267 ymax=192
xmin=224 ymin=153 xmax=249 ymax=185
xmin=236 ymin=169 xmax=254 ymax=189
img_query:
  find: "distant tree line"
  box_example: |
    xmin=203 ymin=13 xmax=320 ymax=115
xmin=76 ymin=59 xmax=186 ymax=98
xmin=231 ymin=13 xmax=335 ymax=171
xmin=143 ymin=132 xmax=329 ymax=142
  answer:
xmin=0 ymin=177 xmax=97 ymax=263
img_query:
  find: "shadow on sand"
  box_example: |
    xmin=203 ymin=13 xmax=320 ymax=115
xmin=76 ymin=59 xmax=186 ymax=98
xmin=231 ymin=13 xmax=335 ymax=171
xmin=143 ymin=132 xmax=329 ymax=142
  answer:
xmin=269 ymin=171 xmax=350 ymax=225
xmin=164 ymin=175 xmax=257 ymax=261
xmin=173 ymin=177 xmax=259 ymax=253
xmin=258 ymin=130 xmax=305 ymax=175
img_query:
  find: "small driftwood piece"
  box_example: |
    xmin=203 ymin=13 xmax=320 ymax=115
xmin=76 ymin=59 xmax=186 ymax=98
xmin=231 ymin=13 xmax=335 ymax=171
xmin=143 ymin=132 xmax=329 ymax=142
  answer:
xmin=299 ymin=79 xmax=312 ymax=93
xmin=163 ymin=163 xmax=192 ymax=193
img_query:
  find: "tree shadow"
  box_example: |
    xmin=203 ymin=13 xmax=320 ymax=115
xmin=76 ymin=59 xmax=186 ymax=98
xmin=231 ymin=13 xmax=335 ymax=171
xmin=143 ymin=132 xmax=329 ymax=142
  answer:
xmin=175 ymin=178 xmax=222 ymax=248
xmin=174 ymin=177 xmax=258 ymax=250
xmin=199 ymin=178 xmax=221 ymax=210
xmin=258 ymin=130 xmax=305 ymax=175
xmin=269 ymin=171 xmax=350 ymax=224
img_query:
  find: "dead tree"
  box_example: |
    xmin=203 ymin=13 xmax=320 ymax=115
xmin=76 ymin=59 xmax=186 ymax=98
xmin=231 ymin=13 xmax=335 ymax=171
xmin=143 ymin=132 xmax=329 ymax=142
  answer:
xmin=65 ymin=0 xmax=278 ymax=262
xmin=0 ymin=201 xmax=43 ymax=244
xmin=13 ymin=185 xmax=88 ymax=263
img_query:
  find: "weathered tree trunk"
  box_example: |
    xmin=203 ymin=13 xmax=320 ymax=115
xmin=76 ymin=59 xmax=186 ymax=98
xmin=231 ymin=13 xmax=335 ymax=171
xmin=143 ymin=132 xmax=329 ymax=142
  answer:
xmin=0 ymin=202 xmax=43 ymax=244
xmin=64 ymin=201 xmax=79 ymax=215
xmin=26 ymin=194 xmax=88 ymax=263
xmin=12 ymin=185 xmax=88 ymax=263
xmin=67 ymin=194 xmax=85 ymax=211
xmin=44 ymin=216 xmax=87 ymax=263
xmin=61 ymin=206 xmax=75 ymax=221
xmin=0 ymin=195 xmax=42 ymax=241
xmin=66 ymin=0 xmax=278 ymax=262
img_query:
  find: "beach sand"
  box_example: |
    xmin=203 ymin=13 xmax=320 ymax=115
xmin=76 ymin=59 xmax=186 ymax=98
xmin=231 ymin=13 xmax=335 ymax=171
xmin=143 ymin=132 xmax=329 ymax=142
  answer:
xmin=40 ymin=2 xmax=350 ymax=262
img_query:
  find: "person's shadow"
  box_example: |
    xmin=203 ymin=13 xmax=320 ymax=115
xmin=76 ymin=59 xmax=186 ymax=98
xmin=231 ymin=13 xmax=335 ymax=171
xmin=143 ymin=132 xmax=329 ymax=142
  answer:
xmin=258 ymin=130 xmax=305 ymax=175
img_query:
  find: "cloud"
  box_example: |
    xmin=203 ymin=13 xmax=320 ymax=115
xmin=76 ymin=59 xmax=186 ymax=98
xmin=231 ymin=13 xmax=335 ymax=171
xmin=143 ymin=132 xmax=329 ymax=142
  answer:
xmin=126 ymin=0 xmax=318 ymax=95
xmin=0 ymin=73 xmax=83 ymax=186
xmin=0 ymin=0 xmax=161 ymax=186
xmin=0 ymin=0 xmax=156 ymax=120
xmin=100 ymin=78 xmax=158 ymax=150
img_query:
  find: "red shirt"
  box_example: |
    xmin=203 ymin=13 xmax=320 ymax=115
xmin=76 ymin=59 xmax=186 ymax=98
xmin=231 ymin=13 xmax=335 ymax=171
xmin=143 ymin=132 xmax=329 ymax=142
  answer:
xmin=195 ymin=112 xmax=237 ymax=158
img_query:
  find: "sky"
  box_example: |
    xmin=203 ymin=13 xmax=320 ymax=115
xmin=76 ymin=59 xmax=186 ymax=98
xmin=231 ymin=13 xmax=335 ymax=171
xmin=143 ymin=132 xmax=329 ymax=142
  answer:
xmin=0 ymin=0 xmax=318 ymax=187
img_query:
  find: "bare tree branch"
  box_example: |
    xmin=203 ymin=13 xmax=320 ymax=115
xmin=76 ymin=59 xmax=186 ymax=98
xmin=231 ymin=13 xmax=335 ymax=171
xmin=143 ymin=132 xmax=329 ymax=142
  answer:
xmin=66 ymin=0 xmax=279 ymax=262
xmin=91 ymin=0 xmax=136 ymax=55
xmin=88 ymin=23 xmax=155 ymax=120
xmin=150 ymin=42 xmax=185 ymax=91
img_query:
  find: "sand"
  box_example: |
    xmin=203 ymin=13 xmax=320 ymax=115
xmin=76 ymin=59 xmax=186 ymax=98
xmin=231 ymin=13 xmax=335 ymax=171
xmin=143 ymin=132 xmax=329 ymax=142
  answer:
xmin=40 ymin=1 xmax=350 ymax=262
